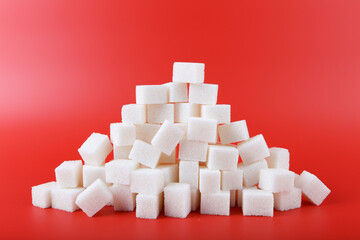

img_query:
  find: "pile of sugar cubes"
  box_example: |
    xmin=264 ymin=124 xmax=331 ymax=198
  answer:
xmin=32 ymin=62 xmax=331 ymax=218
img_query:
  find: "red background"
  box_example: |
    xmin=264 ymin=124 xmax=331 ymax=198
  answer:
xmin=1 ymin=0 xmax=359 ymax=239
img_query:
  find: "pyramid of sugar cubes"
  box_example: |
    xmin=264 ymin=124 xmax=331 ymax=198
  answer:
xmin=31 ymin=62 xmax=331 ymax=218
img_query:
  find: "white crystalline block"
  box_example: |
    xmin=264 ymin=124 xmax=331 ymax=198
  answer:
xmin=199 ymin=168 xmax=220 ymax=193
xmin=175 ymin=123 xmax=188 ymax=138
xmin=55 ymin=160 xmax=83 ymax=188
xmin=164 ymin=183 xmax=191 ymax=218
xmin=265 ymin=147 xmax=290 ymax=169
xmin=130 ymin=168 xmax=165 ymax=194
xmin=200 ymin=191 xmax=230 ymax=216
xmin=230 ymin=190 xmax=236 ymax=207
xmin=129 ymin=140 xmax=162 ymax=168
xmin=147 ymin=104 xmax=174 ymax=124
xmin=179 ymin=139 xmax=208 ymax=162
xmin=189 ymin=84 xmax=218 ymax=105
xmin=109 ymin=184 xmax=136 ymax=211
xmin=164 ymin=82 xmax=188 ymax=103
xmin=151 ymin=120 xmax=184 ymax=155
xmin=259 ymin=169 xmax=294 ymax=193
xmin=159 ymin=149 xmax=177 ymax=164
xmin=105 ymin=160 xmax=139 ymax=185
xmin=110 ymin=123 xmax=136 ymax=146
xmin=172 ymin=62 xmax=205 ymax=84
xmin=187 ymin=117 xmax=217 ymax=143
xmin=274 ymin=187 xmax=302 ymax=211
xmin=113 ymin=145 xmax=132 ymax=159
xmin=237 ymin=186 xmax=257 ymax=207
xmin=207 ymin=145 xmax=238 ymax=171
xmin=179 ymin=161 xmax=199 ymax=189
xmin=174 ymin=103 xmax=201 ymax=123
xmin=75 ymin=179 xmax=113 ymax=217
xmin=32 ymin=182 xmax=58 ymax=208
xmin=157 ymin=164 xmax=179 ymax=185
xmin=136 ymin=192 xmax=163 ymax=219
xmin=136 ymin=85 xmax=167 ymax=104
xmin=239 ymin=159 xmax=268 ymax=187
xmin=295 ymin=170 xmax=331 ymax=206
xmin=221 ymin=168 xmax=243 ymax=190
xmin=218 ymin=120 xmax=250 ymax=144
xmin=51 ymin=188 xmax=84 ymax=212
xmin=78 ymin=133 xmax=112 ymax=166
xmin=201 ymin=104 xmax=231 ymax=124
xmin=135 ymin=123 xmax=161 ymax=144
xmin=83 ymin=165 xmax=106 ymax=188
xmin=191 ymin=187 xmax=200 ymax=211
xmin=121 ymin=104 xmax=146 ymax=124
xmin=242 ymin=189 xmax=274 ymax=217
xmin=237 ymin=134 xmax=270 ymax=164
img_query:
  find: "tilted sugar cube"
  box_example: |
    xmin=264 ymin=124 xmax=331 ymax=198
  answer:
xmin=187 ymin=117 xmax=217 ymax=143
xmin=218 ymin=120 xmax=249 ymax=144
xmin=129 ymin=140 xmax=162 ymax=168
xmin=109 ymin=184 xmax=136 ymax=211
xmin=135 ymin=123 xmax=161 ymax=144
xmin=172 ymin=62 xmax=205 ymax=84
xmin=51 ymin=187 xmax=84 ymax=212
xmin=78 ymin=133 xmax=112 ymax=166
xmin=136 ymin=192 xmax=163 ymax=219
xmin=200 ymin=191 xmax=230 ymax=216
xmin=221 ymin=167 xmax=243 ymax=190
xmin=239 ymin=159 xmax=268 ymax=187
xmin=179 ymin=160 xmax=199 ymax=189
xmin=55 ymin=160 xmax=83 ymax=188
xmin=174 ymin=103 xmax=201 ymax=123
xmin=230 ymin=190 xmax=236 ymax=207
xmin=136 ymin=85 xmax=167 ymax=104
xmin=265 ymin=147 xmax=290 ymax=169
xmin=259 ymin=169 xmax=294 ymax=193
xmin=110 ymin=123 xmax=136 ymax=146
xmin=237 ymin=134 xmax=270 ymax=164
xmin=199 ymin=168 xmax=221 ymax=193
xmin=164 ymin=82 xmax=188 ymax=103
xmin=83 ymin=165 xmax=106 ymax=188
xmin=201 ymin=104 xmax=231 ymax=124
xmin=151 ymin=120 xmax=184 ymax=155
xmin=189 ymin=83 xmax=218 ymax=105
xmin=157 ymin=163 xmax=179 ymax=185
xmin=164 ymin=183 xmax=191 ymax=218
xmin=274 ymin=187 xmax=302 ymax=211
xmin=237 ymin=186 xmax=257 ymax=207
xmin=130 ymin=168 xmax=165 ymax=194
xmin=105 ymin=159 xmax=139 ymax=185
xmin=207 ymin=145 xmax=238 ymax=171
xmin=191 ymin=187 xmax=200 ymax=211
xmin=242 ymin=189 xmax=274 ymax=217
xmin=147 ymin=104 xmax=174 ymax=124
xmin=32 ymin=182 xmax=58 ymax=208
xmin=121 ymin=104 xmax=146 ymax=124
xmin=179 ymin=138 xmax=208 ymax=162
xmin=113 ymin=145 xmax=132 ymax=159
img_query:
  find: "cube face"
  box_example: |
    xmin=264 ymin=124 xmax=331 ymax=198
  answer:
xmin=105 ymin=160 xmax=139 ymax=185
xmin=189 ymin=84 xmax=218 ymax=105
xmin=222 ymin=168 xmax=243 ymax=190
xmin=78 ymin=133 xmax=112 ymax=166
xmin=129 ymin=140 xmax=162 ymax=168
xmin=237 ymin=134 xmax=270 ymax=164
xmin=110 ymin=184 xmax=136 ymax=211
xmin=151 ymin=120 xmax=184 ymax=156
xmin=164 ymin=183 xmax=191 ymax=218
xmin=113 ymin=145 xmax=132 ymax=160
xmin=218 ymin=120 xmax=250 ymax=144
xmin=51 ymin=188 xmax=84 ymax=213
xmin=242 ymin=189 xmax=274 ymax=217
xmin=187 ymin=117 xmax=217 ymax=143
xmin=207 ymin=145 xmax=238 ymax=171
xmin=190 ymin=187 xmax=200 ymax=211
xmin=265 ymin=147 xmax=290 ymax=169
xmin=179 ymin=139 xmax=208 ymax=162
xmin=31 ymin=182 xmax=58 ymax=208
xmin=158 ymin=149 xmax=177 ymax=164
xmin=136 ymin=193 xmax=164 ymax=219
xmin=121 ymin=104 xmax=146 ymax=124
xmin=147 ymin=104 xmax=174 ymax=124
xmin=130 ymin=169 xmax=165 ymax=194
xmin=199 ymin=168 xmax=221 ymax=193
xmin=274 ymin=187 xmax=302 ymax=211
xmin=259 ymin=169 xmax=295 ymax=193
xmin=135 ymin=123 xmax=161 ymax=144
xmin=174 ymin=103 xmax=201 ymax=123
xmin=83 ymin=165 xmax=106 ymax=188
xmin=175 ymin=123 xmax=188 ymax=139
xmin=179 ymin=161 xmax=199 ymax=189
xmin=201 ymin=105 xmax=231 ymax=124
xmin=136 ymin=85 xmax=167 ymax=104
xmin=55 ymin=160 xmax=83 ymax=188
xmin=239 ymin=159 xmax=268 ymax=187
xmin=200 ymin=191 xmax=230 ymax=216
xmin=172 ymin=62 xmax=205 ymax=84
xmin=110 ymin=123 xmax=136 ymax=146
xmin=164 ymin=82 xmax=188 ymax=103
xmin=157 ymin=164 xmax=179 ymax=185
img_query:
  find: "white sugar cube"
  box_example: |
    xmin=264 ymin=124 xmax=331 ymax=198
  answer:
xmin=51 ymin=188 xmax=84 ymax=212
xmin=136 ymin=85 xmax=167 ymax=104
xmin=109 ymin=184 xmax=136 ymax=211
xmin=259 ymin=169 xmax=294 ymax=193
xmin=242 ymin=189 xmax=274 ymax=217
xmin=159 ymin=149 xmax=177 ymax=164
xmin=200 ymin=191 xmax=230 ymax=216
xmin=78 ymin=133 xmax=112 ymax=166
xmin=105 ymin=160 xmax=139 ymax=185
xmin=157 ymin=164 xmax=179 ymax=185
xmin=207 ymin=145 xmax=238 ymax=170
xmin=179 ymin=161 xmax=199 ymax=189
xmin=83 ymin=165 xmax=106 ymax=188
xmin=130 ymin=168 xmax=165 ymax=194
xmin=218 ymin=120 xmax=249 ymax=144
xmin=230 ymin=190 xmax=236 ymax=207
xmin=135 ymin=123 xmax=161 ymax=144
xmin=151 ymin=120 xmax=184 ymax=155
xmin=189 ymin=84 xmax=218 ymax=105
xmin=179 ymin=138 xmax=208 ymax=162
xmin=187 ymin=117 xmax=217 ymax=143
xmin=172 ymin=62 xmax=205 ymax=84
xmin=164 ymin=82 xmax=188 ymax=103
xmin=199 ymin=168 xmax=220 ymax=193
xmin=175 ymin=123 xmax=188 ymax=138
xmin=295 ymin=170 xmax=331 ymax=206
xmin=110 ymin=123 xmax=136 ymax=146
xmin=129 ymin=140 xmax=161 ymax=168
xmin=147 ymin=104 xmax=174 ymax=124
xmin=31 ymin=182 xmax=58 ymax=208
xmin=221 ymin=168 xmax=243 ymax=190
xmin=265 ymin=147 xmax=290 ymax=169
xmin=201 ymin=104 xmax=231 ymax=124
xmin=174 ymin=103 xmax=201 ymax=123
xmin=191 ymin=187 xmax=200 ymax=211
xmin=55 ymin=160 xmax=83 ymax=188
xmin=164 ymin=183 xmax=191 ymax=218
xmin=121 ymin=104 xmax=146 ymax=124
xmin=237 ymin=186 xmax=257 ymax=207
xmin=274 ymin=187 xmax=302 ymax=211
xmin=237 ymin=134 xmax=270 ymax=164
xmin=239 ymin=159 xmax=268 ymax=187
xmin=136 ymin=192 xmax=163 ymax=219
xmin=113 ymin=145 xmax=132 ymax=159
xmin=75 ymin=179 xmax=113 ymax=217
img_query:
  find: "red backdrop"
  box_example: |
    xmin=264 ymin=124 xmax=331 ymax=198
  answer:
xmin=1 ymin=0 xmax=359 ymax=239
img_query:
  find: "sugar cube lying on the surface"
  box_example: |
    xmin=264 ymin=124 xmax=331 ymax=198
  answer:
xmin=201 ymin=104 xmax=231 ymax=124
xmin=83 ymin=165 xmax=106 ymax=188
xmin=76 ymin=179 xmax=113 ymax=217
xmin=265 ymin=147 xmax=290 ymax=169
xmin=199 ymin=168 xmax=220 ymax=193
xmin=189 ymin=83 xmax=218 ymax=105
xmin=147 ymin=104 xmax=174 ymax=124
xmin=32 ymin=182 xmax=58 ymax=208
xmin=129 ymin=140 xmax=162 ymax=168
xmin=237 ymin=186 xmax=257 ymax=207
xmin=242 ymin=189 xmax=274 ymax=217
xmin=237 ymin=134 xmax=270 ymax=164
xmin=221 ymin=168 xmax=243 ymax=190
xmin=55 ymin=160 xmax=83 ymax=188
xmin=239 ymin=159 xmax=268 ymax=187
xmin=207 ymin=145 xmax=238 ymax=171
xmin=105 ymin=160 xmax=139 ymax=185
xmin=274 ymin=187 xmax=302 ymax=211
xmin=187 ymin=117 xmax=217 ymax=143
xmin=164 ymin=183 xmax=191 ymax=218
xmin=164 ymin=82 xmax=188 ymax=103
xmin=78 ymin=133 xmax=112 ymax=166
xmin=151 ymin=120 xmax=184 ymax=155
xmin=172 ymin=62 xmax=205 ymax=84
xmin=136 ymin=192 xmax=164 ymax=219
xmin=174 ymin=103 xmax=201 ymax=123
xmin=51 ymin=188 xmax=84 ymax=212
xmin=295 ymin=170 xmax=331 ymax=206
xmin=109 ymin=184 xmax=136 ymax=211
xmin=135 ymin=123 xmax=161 ymax=144
xmin=178 ymin=138 xmax=208 ymax=162
xmin=157 ymin=163 xmax=179 ymax=185
xmin=136 ymin=85 xmax=167 ymax=104
xmin=130 ymin=168 xmax=165 ymax=194
xmin=259 ymin=169 xmax=294 ymax=193
xmin=230 ymin=190 xmax=236 ymax=207
xmin=201 ymin=191 xmax=230 ymax=216
xmin=179 ymin=160 xmax=199 ymax=189
xmin=110 ymin=123 xmax=136 ymax=146
xmin=158 ymin=149 xmax=177 ymax=164
xmin=191 ymin=187 xmax=200 ymax=211
xmin=113 ymin=145 xmax=132 ymax=160
xmin=121 ymin=104 xmax=146 ymax=124
xmin=218 ymin=120 xmax=249 ymax=144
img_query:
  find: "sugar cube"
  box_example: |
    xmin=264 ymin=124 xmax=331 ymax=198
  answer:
xmin=158 ymin=149 xmax=177 ymax=164
xmin=55 ymin=160 xmax=83 ymax=188
xmin=259 ymin=169 xmax=294 ymax=193
xmin=110 ymin=123 xmax=136 ymax=146
xmin=109 ymin=184 xmax=136 ymax=211
xmin=199 ymin=168 xmax=221 ymax=193
xmin=172 ymin=62 xmax=205 ymax=84
xmin=230 ymin=190 xmax=236 ymax=207
xmin=174 ymin=123 xmax=188 ymax=138
xmin=237 ymin=134 xmax=270 ymax=164
xmin=207 ymin=145 xmax=238 ymax=170
xmin=157 ymin=164 xmax=179 ymax=185
xmin=274 ymin=187 xmax=302 ymax=211
xmin=129 ymin=140 xmax=161 ymax=168
xmin=179 ymin=161 xmax=199 ymax=189
xmin=239 ymin=159 xmax=268 ymax=187
xmin=265 ymin=147 xmax=290 ymax=169
xmin=201 ymin=191 xmax=230 ymax=216
xmin=113 ymin=145 xmax=132 ymax=159
xmin=51 ymin=188 xmax=84 ymax=212
xmin=221 ymin=168 xmax=243 ymax=190
xmin=136 ymin=85 xmax=167 ymax=104
xmin=147 ymin=104 xmax=174 ymax=124
xmin=135 ymin=123 xmax=161 ymax=144
xmin=31 ymin=182 xmax=58 ymax=208
xmin=218 ymin=120 xmax=249 ymax=144
xmin=105 ymin=160 xmax=139 ymax=185
xmin=178 ymin=138 xmax=208 ymax=162
xmin=187 ymin=117 xmax=217 ymax=143
xmin=242 ymin=189 xmax=274 ymax=217
xmin=78 ymin=133 xmax=112 ymax=166
xmin=136 ymin=192 xmax=164 ymax=219
xmin=151 ymin=120 xmax=184 ymax=155
xmin=189 ymin=84 xmax=218 ymax=105
xmin=83 ymin=165 xmax=106 ymax=188
xmin=164 ymin=183 xmax=191 ymax=218
xmin=191 ymin=187 xmax=200 ymax=211
xmin=174 ymin=103 xmax=201 ymax=123
xmin=237 ymin=186 xmax=257 ymax=207
xmin=121 ymin=104 xmax=146 ymax=124
xmin=130 ymin=168 xmax=165 ymax=194
xmin=164 ymin=82 xmax=188 ymax=103
xmin=201 ymin=104 xmax=231 ymax=124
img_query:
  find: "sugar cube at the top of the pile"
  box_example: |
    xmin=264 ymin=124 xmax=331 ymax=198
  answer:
xmin=172 ymin=62 xmax=205 ymax=84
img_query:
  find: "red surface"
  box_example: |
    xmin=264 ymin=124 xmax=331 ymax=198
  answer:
xmin=1 ymin=0 xmax=360 ymax=239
